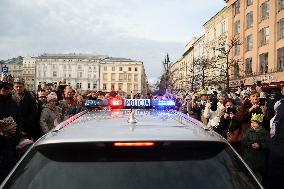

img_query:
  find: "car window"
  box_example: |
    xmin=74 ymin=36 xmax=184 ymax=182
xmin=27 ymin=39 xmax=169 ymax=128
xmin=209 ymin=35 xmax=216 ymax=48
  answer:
xmin=3 ymin=142 xmax=260 ymax=189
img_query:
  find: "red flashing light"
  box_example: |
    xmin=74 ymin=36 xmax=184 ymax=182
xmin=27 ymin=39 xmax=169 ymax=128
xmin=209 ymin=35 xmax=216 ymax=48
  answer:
xmin=110 ymin=99 xmax=123 ymax=106
xmin=113 ymin=142 xmax=155 ymax=147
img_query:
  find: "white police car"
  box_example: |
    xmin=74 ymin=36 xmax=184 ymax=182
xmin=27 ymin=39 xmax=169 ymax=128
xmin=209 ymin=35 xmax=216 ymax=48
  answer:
xmin=1 ymin=99 xmax=263 ymax=189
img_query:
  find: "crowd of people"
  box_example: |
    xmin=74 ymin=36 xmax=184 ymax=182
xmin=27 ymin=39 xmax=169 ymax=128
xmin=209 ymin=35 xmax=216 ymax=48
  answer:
xmin=1 ymin=73 xmax=284 ymax=188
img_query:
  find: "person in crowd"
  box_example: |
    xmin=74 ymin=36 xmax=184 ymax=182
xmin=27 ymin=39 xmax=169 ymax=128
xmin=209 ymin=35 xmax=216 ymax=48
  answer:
xmin=40 ymin=93 xmax=63 ymax=134
xmin=12 ymin=77 xmax=39 ymax=140
xmin=0 ymin=74 xmax=23 ymax=183
xmin=242 ymin=113 xmax=269 ymax=183
xmin=62 ymin=85 xmax=75 ymax=105
xmin=268 ymin=85 xmax=284 ymax=189
xmin=68 ymin=94 xmax=86 ymax=116
xmin=203 ymin=95 xmax=224 ymax=128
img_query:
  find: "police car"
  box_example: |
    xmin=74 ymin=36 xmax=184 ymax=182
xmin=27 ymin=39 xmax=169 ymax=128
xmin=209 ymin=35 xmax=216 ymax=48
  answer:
xmin=1 ymin=98 xmax=263 ymax=189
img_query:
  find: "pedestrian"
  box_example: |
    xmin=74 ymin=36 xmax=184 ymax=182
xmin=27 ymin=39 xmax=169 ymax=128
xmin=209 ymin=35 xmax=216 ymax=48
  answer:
xmin=40 ymin=93 xmax=63 ymax=134
xmin=242 ymin=113 xmax=269 ymax=183
xmin=0 ymin=74 xmax=23 ymax=183
xmin=267 ymin=85 xmax=284 ymax=189
xmin=12 ymin=77 xmax=39 ymax=140
xmin=68 ymin=94 xmax=86 ymax=116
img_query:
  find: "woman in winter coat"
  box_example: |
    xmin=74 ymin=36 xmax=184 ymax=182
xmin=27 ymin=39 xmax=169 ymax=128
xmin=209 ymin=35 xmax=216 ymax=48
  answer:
xmin=40 ymin=93 xmax=62 ymax=134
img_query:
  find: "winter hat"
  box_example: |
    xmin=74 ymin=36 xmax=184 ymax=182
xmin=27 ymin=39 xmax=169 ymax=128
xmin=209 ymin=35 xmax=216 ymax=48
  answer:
xmin=47 ymin=92 xmax=57 ymax=102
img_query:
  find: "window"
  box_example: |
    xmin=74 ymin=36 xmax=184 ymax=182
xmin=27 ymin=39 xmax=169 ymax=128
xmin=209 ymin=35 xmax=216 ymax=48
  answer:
xmin=278 ymin=18 xmax=284 ymax=39
xmin=119 ymin=73 xmax=123 ymax=81
xmin=128 ymin=67 xmax=132 ymax=71
xmin=93 ymin=74 xmax=96 ymax=79
xmin=88 ymin=83 xmax=91 ymax=89
xmin=259 ymin=53 xmax=269 ymax=74
xmin=68 ymin=65 xmax=71 ymax=69
xmin=124 ymin=73 xmax=127 ymax=80
xmin=93 ymin=66 xmax=97 ymax=71
xmin=128 ymin=74 xmax=132 ymax=81
xmin=134 ymin=84 xmax=138 ymax=91
xmin=119 ymin=67 xmax=123 ymax=71
xmin=247 ymin=0 xmax=253 ymax=6
xmin=245 ymin=58 xmax=253 ymax=75
xmin=118 ymin=83 xmax=123 ymax=91
xmin=234 ymin=20 xmax=240 ymax=35
xmin=246 ymin=35 xmax=253 ymax=51
xmin=103 ymin=73 xmax=108 ymax=81
xmin=103 ymin=84 xmax=107 ymax=90
xmin=52 ymin=64 xmax=57 ymax=69
xmin=63 ymin=65 xmax=66 ymax=69
xmin=111 ymin=73 xmax=115 ymax=81
xmin=112 ymin=67 xmax=115 ymax=71
xmin=234 ymin=0 xmax=240 ymax=15
xmin=234 ymin=64 xmax=239 ymax=80
xmin=213 ymin=28 xmax=216 ymax=38
xmin=260 ymin=1 xmax=270 ymax=20
xmin=76 ymin=83 xmax=82 ymax=89
xmin=78 ymin=72 xmax=83 ymax=78
xmin=260 ymin=27 xmax=269 ymax=46
xmin=78 ymin=65 xmax=82 ymax=70
xmin=134 ymin=74 xmax=138 ymax=82
xmin=279 ymin=0 xmax=284 ymax=11
xmin=53 ymin=71 xmax=57 ymax=77
xmin=246 ymin=12 xmax=253 ymax=29
xmin=111 ymin=84 xmax=115 ymax=91
xmin=127 ymin=83 xmax=132 ymax=91
xmin=221 ymin=21 xmax=226 ymax=34
xmin=134 ymin=67 xmax=138 ymax=71
xmin=277 ymin=47 xmax=284 ymax=71
xmin=68 ymin=74 xmax=71 ymax=78
xmin=93 ymin=83 xmax=97 ymax=89
xmin=234 ymin=45 xmax=240 ymax=56
xmin=104 ymin=66 xmax=107 ymax=71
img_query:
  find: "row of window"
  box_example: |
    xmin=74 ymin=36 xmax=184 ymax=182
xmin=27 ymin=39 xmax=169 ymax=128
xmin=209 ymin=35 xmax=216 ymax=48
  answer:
xmin=234 ymin=0 xmax=284 ymax=16
xmin=103 ymin=66 xmax=139 ymax=72
xmin=102 ymin=83 xmax=138 ymax=91
xmin=233 ymin=47 xmax=284 ymax=79
xmin=103 ymin=73 xmax=139 ymax=82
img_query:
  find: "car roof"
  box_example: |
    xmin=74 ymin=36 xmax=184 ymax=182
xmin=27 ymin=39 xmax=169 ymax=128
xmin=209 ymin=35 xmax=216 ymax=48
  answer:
xmin=35 ymin=109 xmax=226 ymax=146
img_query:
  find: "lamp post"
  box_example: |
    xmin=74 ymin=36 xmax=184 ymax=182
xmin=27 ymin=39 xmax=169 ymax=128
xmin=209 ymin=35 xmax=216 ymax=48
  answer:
xmin=163 ymin=53 xmax=171 ymax=94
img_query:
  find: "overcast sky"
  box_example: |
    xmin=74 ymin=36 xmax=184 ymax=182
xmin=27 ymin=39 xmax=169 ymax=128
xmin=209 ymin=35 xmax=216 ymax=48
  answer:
xmin=0 ymin=0 xmax=225 ymax=82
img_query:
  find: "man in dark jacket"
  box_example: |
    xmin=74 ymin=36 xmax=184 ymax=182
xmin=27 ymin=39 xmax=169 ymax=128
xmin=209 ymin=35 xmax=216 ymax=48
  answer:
xmin=0 ymin=74 xmax=23 ymax=183
xmin=268 ymin=85 xmax=284 ymax=189
xmin=12 ymin=77 xmax=39 ymax=140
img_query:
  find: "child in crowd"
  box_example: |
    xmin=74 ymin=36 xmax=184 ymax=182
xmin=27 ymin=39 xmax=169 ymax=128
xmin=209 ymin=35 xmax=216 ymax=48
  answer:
xmin=242 ymin=113 xmax=269 ymax=182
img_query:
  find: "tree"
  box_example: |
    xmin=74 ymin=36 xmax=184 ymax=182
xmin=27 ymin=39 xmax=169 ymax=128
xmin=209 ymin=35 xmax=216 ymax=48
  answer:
xmin=216 ymin=35 xmax=242 ymax=92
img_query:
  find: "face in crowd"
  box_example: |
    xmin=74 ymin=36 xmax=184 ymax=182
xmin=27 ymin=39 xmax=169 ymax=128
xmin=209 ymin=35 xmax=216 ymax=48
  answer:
xmin=0 ymin=83 xmax=13 ymax=96
xmin=13 ymin=83 xmax=25 ymax=94
xmin=225 ymin=101 xmax=234 ymax=110
xmin=64 ymin=86 xmax=73 ymax=98
xmin=249 ymin=92 xmax=260 ymax=105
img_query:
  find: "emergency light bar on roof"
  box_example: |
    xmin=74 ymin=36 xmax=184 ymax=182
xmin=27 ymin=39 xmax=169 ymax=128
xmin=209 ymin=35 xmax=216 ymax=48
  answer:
xmin=85 ymin=99 xmax=176 ymax=109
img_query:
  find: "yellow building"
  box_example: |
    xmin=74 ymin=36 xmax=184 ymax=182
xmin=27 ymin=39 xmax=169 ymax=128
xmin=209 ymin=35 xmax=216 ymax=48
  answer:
xmin=225 ymin=0 xmax=284 ymax=87
xmin=99 ymin=57 xmax=147 ymax=95
xmin=1 ymin=57 xmax=23 ymax=78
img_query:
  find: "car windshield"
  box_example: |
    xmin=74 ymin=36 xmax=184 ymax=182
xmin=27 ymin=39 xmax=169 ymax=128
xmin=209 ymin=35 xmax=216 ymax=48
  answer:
xmin=3 ymin=142 xmax=260 ymax=189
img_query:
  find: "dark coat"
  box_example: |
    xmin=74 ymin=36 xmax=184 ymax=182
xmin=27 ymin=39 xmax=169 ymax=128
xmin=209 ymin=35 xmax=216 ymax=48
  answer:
xmin=242 ymin=127 xmax=269 ymax=175
xmin=13 ymin=90 xmax=39 ymax=139
xmin=268 ymin=99 xmax=284 ymax=189
xmin=0 ymin=94 xmax=23 ymax=183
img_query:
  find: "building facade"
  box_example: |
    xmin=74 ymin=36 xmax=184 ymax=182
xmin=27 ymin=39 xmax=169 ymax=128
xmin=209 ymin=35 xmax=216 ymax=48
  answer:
xmin=23 ymin=57 xmax=36 ymax=91
xmin=35 ymin=54 xmax=147 ymax=94
xmin=203 ymin=6 xmax=228 ymax=87
xmin=1 ymin=57 xmax=23 ymax=78
xmin=99 ymin=57 xmax=147 ymax=95
xmin=226 ymin=0 xmax=284 ymax=87
xmin=35 ymin=54 xmax=101 ymax=91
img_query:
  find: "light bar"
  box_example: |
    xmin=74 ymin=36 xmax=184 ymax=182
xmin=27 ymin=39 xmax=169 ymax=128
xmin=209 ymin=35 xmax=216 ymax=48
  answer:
xmin=113 ymin=142 xmax=155 ymax=147
xmin=110 ymin=99 xmax=123 ymax=106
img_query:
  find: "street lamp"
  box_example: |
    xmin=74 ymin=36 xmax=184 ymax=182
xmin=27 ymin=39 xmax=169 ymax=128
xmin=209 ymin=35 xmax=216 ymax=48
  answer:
xmin=163 ymin=53 xmax=171 ymax=94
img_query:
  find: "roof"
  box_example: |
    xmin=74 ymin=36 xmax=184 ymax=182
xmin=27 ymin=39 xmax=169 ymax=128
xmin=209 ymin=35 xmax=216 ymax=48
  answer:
xmin=37 ymin=53 xmax=107 ymax=60
xmin=203 ymin=6 xmax=227 ymax=27
xmin=35 ymin=109 xmax=225 ymax=146
xmin=2 ymin=57 xmax=23 ymax=65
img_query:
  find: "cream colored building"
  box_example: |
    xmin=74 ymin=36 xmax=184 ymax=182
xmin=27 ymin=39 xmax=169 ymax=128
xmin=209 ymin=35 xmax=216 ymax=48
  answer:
xmin=35 ymin=54 xmax=101 ymax=91
xmin=23 ymin=57 xmax=36 ymax=91
xmin=203 ymin=6 xmax=228 ymax=87
xmin=226 ymin=0 xmax=284 ymax=86
xmin=99 ymin=57 xmax=147 ymax=95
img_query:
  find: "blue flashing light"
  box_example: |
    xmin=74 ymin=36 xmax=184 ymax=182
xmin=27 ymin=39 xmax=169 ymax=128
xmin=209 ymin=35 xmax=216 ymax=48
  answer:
xmin=85 ymin=99 xmax=108 ymax=107
xmin=152 ymin=99 xmax=176 ymax=107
